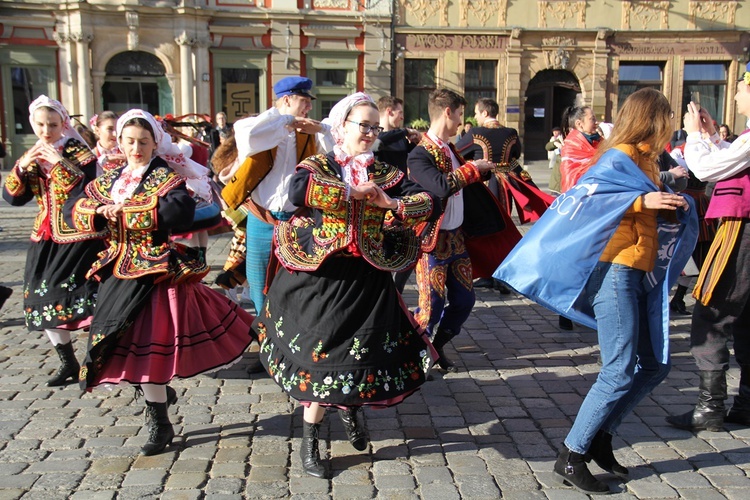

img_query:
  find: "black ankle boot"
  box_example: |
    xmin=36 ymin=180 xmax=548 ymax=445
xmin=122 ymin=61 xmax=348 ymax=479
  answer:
xmin=432 ymin=327 xmax=458 ymax=373
xmin=726 ymin=364 xmax=750 ymax=426
xmin=669 ymin=285 xmax=690 ymax=315
xmin=166 ymin=385 xmax=178 ymax=407
xmin=554 ymin=446 xmax=610 ymax=495
xmin=559 ymin=316 xmax=573 ymax=331
xmin=141 ymin=401 xmax=175 ymax=456
xmin=47 ymin=342 xmax=80 ymax=387
xmin=666 ymin=370 xmax=726 ymax=431
xmin=338 ymin=407 xmax=367 ymax=451
xmin=585 ymin=430 xmax=628 ymax=478
xmin=300 ymin=420 xmax=327 ymax=478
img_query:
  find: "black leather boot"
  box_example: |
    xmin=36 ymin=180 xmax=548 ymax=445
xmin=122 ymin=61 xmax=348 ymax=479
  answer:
xmin=584 ymin=430 xmax=628 ymax=478
xmin=670 ymin=285 xmax=690 ymax=315
xmin=554 ymin=446 xmax=610 ymax=495
xmin=300 ymin=420 xmax=327 ymax=478
xmin=726 ymin=365 xmax=750 ymax=426
xmin=666 ymin=370 xmax=726 ymax=431
xmin=141 ymin=401 xmax=175 ymax=456
xmin=47 ymin=342 xmax=80 ymax=387
xmin=432 ymin=327 xmax=458 ymax=373
xmin=559 ymin=316 xmax=573 ymax=330
xmin=338 ymin=407 xmax=367 ymax=451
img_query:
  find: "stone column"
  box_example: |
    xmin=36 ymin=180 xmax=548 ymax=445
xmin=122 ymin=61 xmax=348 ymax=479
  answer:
xmin=53 ymin=31 xmax=76 ymax=112
xmin=175 ymin=33 xmax=196 ymax=114
xmin=194 ymin=38 xmax=211 ymax=115
xmin=71 ymin=32 xmax=94 ymax=120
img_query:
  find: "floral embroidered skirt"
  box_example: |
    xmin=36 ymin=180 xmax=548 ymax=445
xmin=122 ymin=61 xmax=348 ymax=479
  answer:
xmin=80 ymin=273 xmax=255 ymax=390
xmin=22 ymin=238 xmax=102 ymax=331
xmin=254 ymin=256 xmax=436 ymax=407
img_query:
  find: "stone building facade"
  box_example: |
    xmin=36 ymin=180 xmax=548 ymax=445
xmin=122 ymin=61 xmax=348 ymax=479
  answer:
xmin=0 ymin=0 xmax=748 ymax=163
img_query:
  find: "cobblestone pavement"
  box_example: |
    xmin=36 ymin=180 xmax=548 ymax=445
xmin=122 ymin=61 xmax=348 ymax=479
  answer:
xmin=1 ymin=162 xmax=749 ymax=499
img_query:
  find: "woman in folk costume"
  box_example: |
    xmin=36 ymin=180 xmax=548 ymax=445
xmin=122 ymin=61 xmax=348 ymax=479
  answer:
xmin=254 ymin=93 xmax=440 ymax=478
xmin=67 ymin=109 xmax=255 ymax=456
xmin=3 ymin=95 xmax=106 ymax=387
xmin=559 ymin=105 xmax=601 ymax=192
xmin=495 ymin=89 xmax=698 ymax=494
xmin=91 ymin=111 xmax=126 ymax=172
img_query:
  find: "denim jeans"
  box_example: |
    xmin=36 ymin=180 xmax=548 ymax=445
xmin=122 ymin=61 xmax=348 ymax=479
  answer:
xmin=564 ymin=262 xmax=671 ymax=454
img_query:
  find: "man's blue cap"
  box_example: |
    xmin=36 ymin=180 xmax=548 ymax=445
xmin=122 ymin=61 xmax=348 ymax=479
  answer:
xmin=274 ymin=76 xmax=316 ymax=100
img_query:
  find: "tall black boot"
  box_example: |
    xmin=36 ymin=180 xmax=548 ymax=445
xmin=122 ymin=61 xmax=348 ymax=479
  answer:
xmin=47 ymin=342 xmax=80 ymax=387
xmin=141 ymin=401 xmax=175 ymax=456
xmin=338 ymin=407 xmax=367 ymax=451
xmin=726 ymin=365 xmax=750 ymax=426
xmin=584 ymin=430 xmax=629 ymax=478
xmin=553 ymin=446 xmax=610 ymax=495
xmin=432 ymin=327 xmax=459 ymax=373
xmin=666 ymin=370 xmax=726 ymax=431
xmin=300 ymin=420 xmax=327 ymax=478
xmin=670 ymin=285 xmax=690 ymax=315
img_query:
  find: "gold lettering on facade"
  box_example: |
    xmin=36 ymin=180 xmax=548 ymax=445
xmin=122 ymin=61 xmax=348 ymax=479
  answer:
xmin=313 ymin=0 xmax=350 ymax=8
xmin=407 ymin=34 xmax=503 ymax=51
xmin=542 ymin=37 xmax=576 ymax=46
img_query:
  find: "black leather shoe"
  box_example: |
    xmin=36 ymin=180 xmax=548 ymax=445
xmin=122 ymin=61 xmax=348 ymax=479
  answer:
xmin=338 ymin=407 xmax=368 ymax=451
xmin=141 ymin=401 xmax=175 ymax=456
xmin=554 ymin=446 xmax=611 ymax=495
xmin=47 ymin=342 xmax=80 ymax=387
xmin=585 ymin=430 xmax=628 ymax=479
xmin=559 ymin=316 xmax=573 ymax=331
xmin=301 ymin=421 xmax=328 ymax=478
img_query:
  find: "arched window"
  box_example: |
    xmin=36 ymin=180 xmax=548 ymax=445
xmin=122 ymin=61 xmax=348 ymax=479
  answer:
xmin=105 ymin=51 xmax=166 ymax=76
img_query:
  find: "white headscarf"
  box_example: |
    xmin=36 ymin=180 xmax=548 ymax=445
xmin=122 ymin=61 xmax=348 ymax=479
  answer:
xmin=323 ymin=92 xmax=376 ymax=187
xmin=116 ymin=109 xmax=211 ymax=201
xmin=29 ymin=95 xmax=89 ymax=150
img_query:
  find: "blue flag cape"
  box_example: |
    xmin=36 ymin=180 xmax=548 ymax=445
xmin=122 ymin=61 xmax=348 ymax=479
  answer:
xmin=494 ymin=148 xmax=699 ymax=363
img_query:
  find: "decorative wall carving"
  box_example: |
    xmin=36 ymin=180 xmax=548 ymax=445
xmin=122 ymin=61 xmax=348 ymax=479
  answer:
xmin=403 ymin=0 xmax=450 ymax=26
xmin=688 ymin=1 xmax=737 ymax=29
xmin=621 ymin=1 xmax=669 ymax=30
xmin=538 ymin=0 xmax=587 ymax=29
xmin=459 ymin=0 xmax=507 ymax=27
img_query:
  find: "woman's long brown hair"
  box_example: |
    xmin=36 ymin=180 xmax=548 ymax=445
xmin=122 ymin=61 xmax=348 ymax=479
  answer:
xmin=590 ymin=88 xmax=672 ymax=165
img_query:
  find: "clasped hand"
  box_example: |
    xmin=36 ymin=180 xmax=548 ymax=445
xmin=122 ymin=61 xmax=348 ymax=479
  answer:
xmin=96 ymin=203 xmax=124 ymax=220
xmin=349 ymin=182 xmax=398 ymax=210
xmin=18 ymin=143 xmax=63 ymax=171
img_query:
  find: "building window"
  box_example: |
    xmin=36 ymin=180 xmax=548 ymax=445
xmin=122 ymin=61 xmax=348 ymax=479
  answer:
xmin=617 ymin=63 xmax=663 ymax=109
xmin=211 ymin=50 xmax=267 ymax=124
xmin=219 ymin=68 xmax=261 ymax=121
xmin=12 ymin=66 xmax=55 ymax=135
xmin=464 ymin=60 xmax=497 ymax=115
xmin=314 ymin=68 xmax=354 ymax=119
xmin=682 ymin=62 xmax=727 ymax=122
xmin=404 ymin=59 xmax=436 ymax=125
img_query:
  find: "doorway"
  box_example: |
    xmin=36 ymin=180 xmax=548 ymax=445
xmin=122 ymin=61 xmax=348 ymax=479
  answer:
xmin=101 ymin=51 xmax=172 ymax=115
xmin=523 ymin=69 xmax=580 ymax=161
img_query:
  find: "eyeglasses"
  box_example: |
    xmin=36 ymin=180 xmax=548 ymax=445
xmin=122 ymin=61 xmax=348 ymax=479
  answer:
xmin=346 ymin=120 xmax=384 ymax=135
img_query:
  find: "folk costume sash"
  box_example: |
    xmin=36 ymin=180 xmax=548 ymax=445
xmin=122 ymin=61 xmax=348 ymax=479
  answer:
xmin=494 ymin=148 xmax=699 ymax=363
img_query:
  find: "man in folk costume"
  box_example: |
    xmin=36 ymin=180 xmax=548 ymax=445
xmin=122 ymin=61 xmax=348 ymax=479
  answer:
xmin=223 ymin=77 xmax=334 ymax=311
xmin=666 ymin=63 xmax=750 ymax=431
xmin=407 ymin=89 xmax=517 ymax=372
xmin=456 ymin=97 xmax=554 ymax=289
